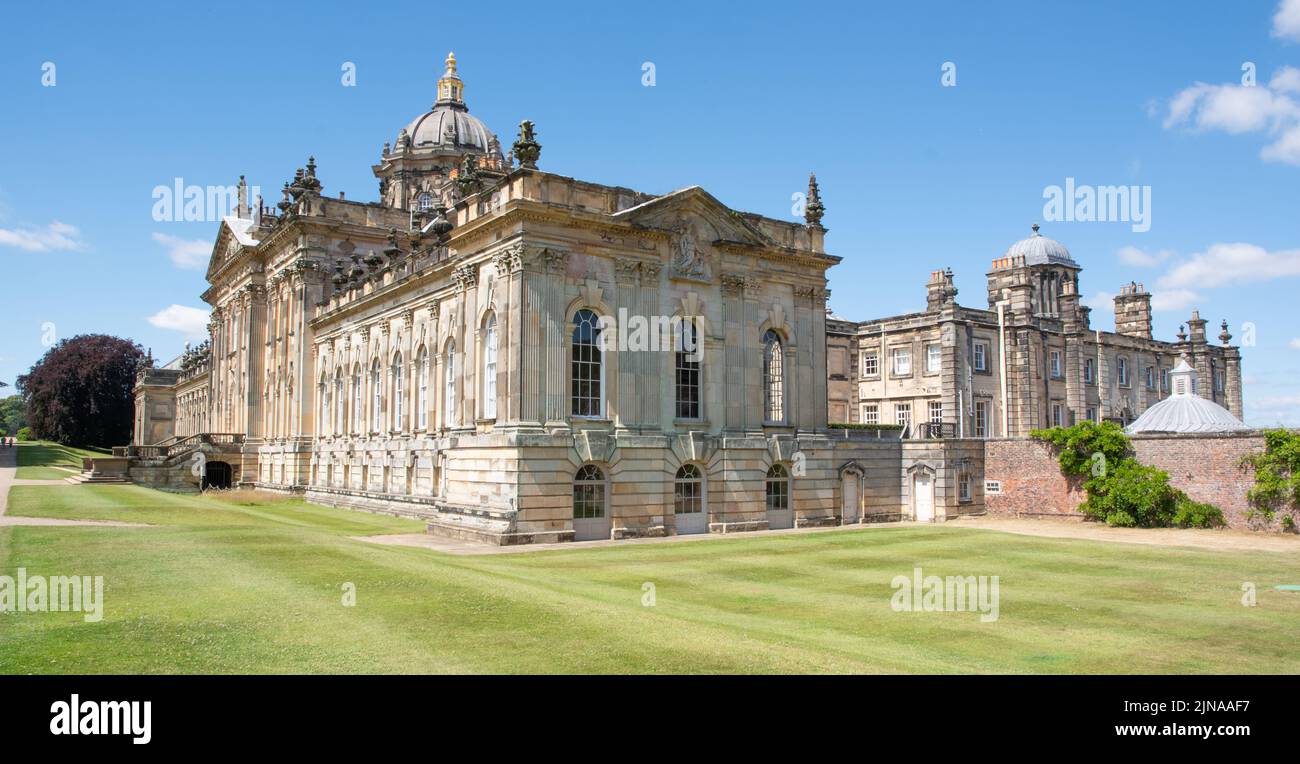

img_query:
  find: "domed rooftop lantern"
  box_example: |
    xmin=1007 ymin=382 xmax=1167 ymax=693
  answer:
xmin=1124 ymin=359 xmax=1250 ymax=434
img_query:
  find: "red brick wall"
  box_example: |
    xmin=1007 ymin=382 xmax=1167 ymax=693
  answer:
xmin=984 ymin=439 xmax=1086 ymax=518
xmin=983 ymin=433 xmax=1267 ymax=528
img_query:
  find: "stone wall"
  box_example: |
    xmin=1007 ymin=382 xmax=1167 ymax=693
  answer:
xmin=984 ymin=432 xmax=1267 ymax=528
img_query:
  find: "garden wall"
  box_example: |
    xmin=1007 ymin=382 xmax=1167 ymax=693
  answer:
xmin=983 ymin=432 xmax=1267 ymax=529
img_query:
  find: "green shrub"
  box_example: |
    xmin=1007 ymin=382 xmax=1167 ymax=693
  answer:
xmin=16 ymin=427 xmax=33 ymax=441
xmin=1242 ymin=428 xmax=1300 ymax=527
xmin=1172 ymin=498 xmax=1226 ymax=529
xmin=1031 ymin=420 xmax=1132 ymax=487
xmin=1081 ymin=460 xmax=1180 ymax=527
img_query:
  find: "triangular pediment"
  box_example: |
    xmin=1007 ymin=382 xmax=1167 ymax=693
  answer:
xmin=206 ymin=216 xmax=261 ymax=281
xmin=612 ymin=186 xmax=776 ymax=249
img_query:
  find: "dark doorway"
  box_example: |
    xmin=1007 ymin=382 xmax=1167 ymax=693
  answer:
xmin=202 ymin=461 xmax=233 ymax=490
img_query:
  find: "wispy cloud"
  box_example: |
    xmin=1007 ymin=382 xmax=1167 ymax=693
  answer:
xmin=152 ymin=232 xmax=210 ymax=269
xmin=1274 ymin=0 xmax=1300 ymax=41
xmin=147 ymin=304 xmax=210 ymax=339
xmin=1289 ymin=337 xmax=1300 ymax=350
xmin=1157 ymin=242 xmax=1300 ymax=289
xmin=0 ymin=220 xmax=85 ymax=252
xmin=1083 ymin=290 xmax=1115 ymax=313
xmin=1117 ymin=245 xmax=1173 ymax=267
xmin=1161 ymin=64 xmax=1300 ymax=166
xmin=1151 ymin=289 xmax=1201 ymax=312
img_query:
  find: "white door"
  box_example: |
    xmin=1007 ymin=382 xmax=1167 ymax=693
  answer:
xmin=676 ymin=504 xmax=708 ymax=534
xmin=913 ymin=472 xmax=934 ymax=522
xmin=573 ymin=513 xmax=611 ymax=541
xmin=842 ymin=474 xmax=861 ymax=524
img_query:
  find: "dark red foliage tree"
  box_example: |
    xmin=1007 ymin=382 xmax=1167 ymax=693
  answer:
xmin=17 ymin=334 xmax=150 ymax=448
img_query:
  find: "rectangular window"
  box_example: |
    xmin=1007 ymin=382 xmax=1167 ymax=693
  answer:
xmin=892 ymin=347 xmax=912 ymax=377
xmin=1145 ymin=366 xmax=1155 ymax=390
xmin=1050 ymin=350 xmax=1062 ymax=378
xmin=895 ymin=402 xmax=912 ymax=430
xmin=862 ymin=351 xmax=878 ymax=377
xmin=1084 ymin=358 xmax=1095 ymax=384
xmin=928 ymin=400 xmax=944 ymax=425
xmin=1086 ymin=407 xmax=1097 ymax=423
xmin=958 ymin=472 xmax=972 ymax=503
xmin=861 ymin=403 xmax=879 ymax=425
xmin=1161 ymin=368 xmax=1169 ymax=391
xmin=925 ymin=343 xmax=941 ymax=373
xmin=1052 ymin=403 xmax=1064 ymax=428
xmin=1117 ymin=358 xmax=1129 ymax=386
xmin=974 ymin=400 xmax=988 ymax=438
xmin=973 ymin=342 xmax=988 ymax=372
xmin=1216 ymin=371 xmax=1225 ymax=392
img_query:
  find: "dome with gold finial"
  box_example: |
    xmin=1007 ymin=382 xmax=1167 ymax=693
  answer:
xmin=395 ymin=52 xmax=495 ymax=154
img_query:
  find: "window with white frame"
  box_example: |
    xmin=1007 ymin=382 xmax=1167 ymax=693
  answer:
xmin=1086 ymin=407 xmax=1097 ymax=423
xmin=675 ymin=319 xmax=701 ymax=419
xmin=392 ymin=353 xmax=404 ymax=431
xmin=1052 ymin=403 xmax=1064 ymax=428
xmin=416 ymin=346 xmax=428 ymax=430
xmin=572 ymin=309 xmax=604 ymax=418
xmin=444 ymin=341 xmax=457 ymax=427
xmin=861 ymin=403 xmax=879 ymax=425
xmin=862 ymin=350 xmax=878 ymax=377
xmin=1146 ymin=365 xmax=1155 ymax=390
xmin=928 ymin=400 xmax=943 ymax=424
xmin=892 ymin=346 xmax=912 ymax=376
xmin=959 ymin=472 xmax=972 ymax=502
xmin=674 ymin=464 xmax=704 ymax=516
xmin=762 ymin=330 xmax=785 ymax=423
xmin=1050 ymin=350 xmax=1063 ymax=378
xmin=895 ymin=402 xmax=912 ymax=430
xmin=572 ymin=464 xmax=606 ymax=519
xmin=974 ymin=400 xmax=988 ymax=438
xmin=351 ymin=365 xmax=362 ymax=434
xmin=1160 ymin=368 xmax=1169 ymax=391
xmin=1084 ymin=358 xmax=1095 ymax=384
xmin=482 ymin=312 xmax=498 ymax=420
xmin=1117 ymin=357 xmax=1129 ymax=386
xmin=925 ymin=343 xmax=941 ymax=373
xmin=973 ymin=341 xmax=988 ymax=372
xmin=371 ymin=360 xmax=383 ymax=432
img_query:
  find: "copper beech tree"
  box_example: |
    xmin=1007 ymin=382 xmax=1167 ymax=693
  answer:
xmin=17 ymin=334 xmax=150 ymax=448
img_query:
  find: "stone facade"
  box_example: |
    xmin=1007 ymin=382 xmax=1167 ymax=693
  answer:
xmin=829 ymin=229 xmax=1244 ymax=438
xmin=127 ymin=53 xmax=983 ymax=543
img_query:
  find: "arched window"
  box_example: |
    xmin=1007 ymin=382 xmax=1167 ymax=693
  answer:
xmin=573 ymin=464 xmax=606 ymax=519
xmin=444 ymin=341 xmax=457 ymax=428
xmin=319 ymin=373 xmax=329 ymax=437
xmin=674 ymin=464 xmax=704 ymax=516
xmin=482 ymin=312 xmax=498 ymax=420
xmin=765 ymin=464 xmax=790 ymax=511
xmin=572 ymin=309 xmax=603 ymax=417
xmin=416 ymin=192 xmax=433 ymax=211
xmin=371 ymin=360 xmax=383 ymax=432
xmin=675 ymin=319 xmax=701 ymax=419
xmin=762 ymin=330 xmax=785 ymax=423
xmin=392 ymin=352 xmax=404 ymax=432
xmin=351 ymin=365 xmax=362 ymax=434
xmin=416 ymin=346 xmax=429 ymax=430
xmin=334 ymin=370 xmax=345 ymax=435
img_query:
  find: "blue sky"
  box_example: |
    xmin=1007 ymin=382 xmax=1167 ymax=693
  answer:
xmin=1 ymin=0 xmax=1298 ymax=424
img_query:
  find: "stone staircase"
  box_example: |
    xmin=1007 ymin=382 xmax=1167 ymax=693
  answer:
xmin=64 ymin=471 xmax=132 ymax=485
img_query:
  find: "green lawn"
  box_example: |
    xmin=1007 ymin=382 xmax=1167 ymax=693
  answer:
xmin=14 ymin=441 xmax=111 ymax=479
xmin=1 ymin=484 xmax=1298 ymax=674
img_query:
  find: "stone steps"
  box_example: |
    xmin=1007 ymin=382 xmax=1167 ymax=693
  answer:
xmin=64 ymin=473 xmax=132 ymax=485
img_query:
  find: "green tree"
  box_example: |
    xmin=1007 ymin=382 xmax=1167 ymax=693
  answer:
xmin=1242 ymin=428 xmax=1300 ymax=528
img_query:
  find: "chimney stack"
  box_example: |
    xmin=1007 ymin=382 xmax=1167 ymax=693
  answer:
xmin=1114 ymin=281 xmax=1152 ymax=339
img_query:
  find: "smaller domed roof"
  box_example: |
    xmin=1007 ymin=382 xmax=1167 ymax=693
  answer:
xmin=1125 ymin=360 xmax=1251 ymax=434
xmin=1005 ymin=224 xmax=1077 ymax=266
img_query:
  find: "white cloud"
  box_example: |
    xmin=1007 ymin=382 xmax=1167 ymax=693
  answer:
xmin=1150 ymin=289 xmax=1201 ymax=312
xmin=1117 ymin=245 xmax=1172 ymax=267
xmin=152 ymin=232 xmax=210 ymax=269
xmin=1246 ymin=393 xmax=1300 ymax=427
xmin=1161 ymin=67 xmax=1300 ymax=166
xmin=1157 ymin=242 xmax=1300 ymax=289
xmin=1274 ymin=0 xmax=1300 ymax=41
xmin=1083 ymin=290 xmax=1116 ymax=312
xmin=0 ymin=220 xmax=85 ymax=252
xmin=147 ymin=304 xmax=210 ymax=339
xmin=1289 ymin=338 xmax=1300 ymax=350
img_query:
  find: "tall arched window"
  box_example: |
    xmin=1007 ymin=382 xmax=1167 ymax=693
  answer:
xmin=392 ymin=352 xmax=404 ymax=432
xmin=674 ymin=464 xmax=704 ymax=516
xmin=675 ymin=319 xmax=701 ymax=419
xmin=482 ymin=312 xmax=498 ymax=420
xmin=766 ymin=464 xmax=790 ymax=511
xmin=319 ymin=373 xmax=329 ymax=437
xmin=416 ymin=346 xmax=429 ymax=430
xmin=444 ymin=341 xmax=457 ymax=428
xmin=572 ymin=309 xmax=603 ymax=417
xmin=762 ymin=330 xmax=785 ymax=423
xmin=334 ymin=369 xmax=345 ymax=436
xmin=573 ymin=464 xmax=606 ymax=520
xmin=416 ymin=192 xmax=433 ymax=211
xmin=371 ymin=360 xmax=383 ymax=432
xmin=351 ymin=365 xmax=362 ymax=434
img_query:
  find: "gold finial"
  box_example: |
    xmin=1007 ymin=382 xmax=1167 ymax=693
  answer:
xmin=444 ymin=51 xmax=457 ymax=75
xmin=436 ymin=51 xmax=464 ymax=105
